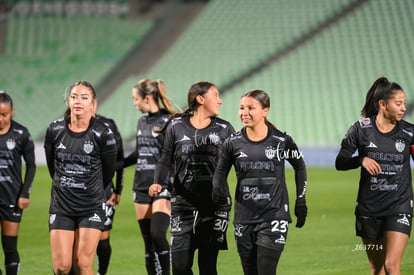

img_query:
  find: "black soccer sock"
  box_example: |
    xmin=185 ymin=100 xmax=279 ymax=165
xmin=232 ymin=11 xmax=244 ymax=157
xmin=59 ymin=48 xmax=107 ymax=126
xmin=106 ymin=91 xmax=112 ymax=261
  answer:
xmin=257 ymin=245 xmax=282 ymax=275
xmin=139 ymin=219 xmax=156 ymax=275
xmin=2 ymin=236 xmax=20 ymax=275
xmin=97 ymin=238 xmax=112 ymax=275
xmin=151 ymin=212 xmax=170 ymax=275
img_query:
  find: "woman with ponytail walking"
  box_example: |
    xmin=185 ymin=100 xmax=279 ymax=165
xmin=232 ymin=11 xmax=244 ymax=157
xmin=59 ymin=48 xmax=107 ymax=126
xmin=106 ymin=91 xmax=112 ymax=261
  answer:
xmin=336 ymin=76 xmax=413 ymax=275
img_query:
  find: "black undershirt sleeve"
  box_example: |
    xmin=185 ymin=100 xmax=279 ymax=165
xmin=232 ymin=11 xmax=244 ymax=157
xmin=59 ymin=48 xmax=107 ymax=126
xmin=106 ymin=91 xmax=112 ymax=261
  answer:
xmin=44 ymin=127 xmax=55 ymax=179
xmin=20 ymin=135 xmax=36 ymax=198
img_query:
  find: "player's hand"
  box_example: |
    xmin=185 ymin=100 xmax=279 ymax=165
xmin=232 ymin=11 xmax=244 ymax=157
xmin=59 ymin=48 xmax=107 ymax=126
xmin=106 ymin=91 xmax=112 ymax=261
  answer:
xmin=149 ymin=183 xmax=162 ymax=197
xmin=362 ymin=157 xmax=381 ymax=176
xmin=295 ymin=198 xmax=307 ymax=228
xmin=18 ymin=197 xmax=30 ymax=209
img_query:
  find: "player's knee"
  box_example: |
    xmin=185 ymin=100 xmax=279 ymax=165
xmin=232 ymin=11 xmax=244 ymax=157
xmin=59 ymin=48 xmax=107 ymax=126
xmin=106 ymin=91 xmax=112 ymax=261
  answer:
xmin=384 ymin=258 xmax=400 ymax=274
xmin=54 ymin=262 xmax=72 ymax=275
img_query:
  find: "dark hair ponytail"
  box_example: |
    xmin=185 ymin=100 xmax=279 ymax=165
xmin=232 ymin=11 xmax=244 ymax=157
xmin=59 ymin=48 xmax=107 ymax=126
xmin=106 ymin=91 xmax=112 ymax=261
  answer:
xmin=361 ymin=77 xmax=403 ymax=117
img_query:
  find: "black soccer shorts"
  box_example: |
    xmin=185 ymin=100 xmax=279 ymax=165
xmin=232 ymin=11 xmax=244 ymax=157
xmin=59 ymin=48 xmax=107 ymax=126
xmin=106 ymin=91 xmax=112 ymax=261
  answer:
xmin=356 ymin=214 xmax=412 ymax=240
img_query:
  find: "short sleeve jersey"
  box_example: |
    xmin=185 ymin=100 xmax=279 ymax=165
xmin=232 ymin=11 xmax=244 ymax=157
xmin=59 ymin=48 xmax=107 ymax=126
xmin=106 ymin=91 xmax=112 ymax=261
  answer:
xmin=133 ymin=111 xmax=170 ymax=192
xmin=216 ymin=126 xmax=306 ymax=224
xmin=44 ymin=117 xmax=117 ymax=216
xmin=0 ymin=120 xmax=35 ymax=206
xmin=338 ymin=117 xmax=414 ymax=216
xmin=154 ymin=115 xmax=234 ymax=209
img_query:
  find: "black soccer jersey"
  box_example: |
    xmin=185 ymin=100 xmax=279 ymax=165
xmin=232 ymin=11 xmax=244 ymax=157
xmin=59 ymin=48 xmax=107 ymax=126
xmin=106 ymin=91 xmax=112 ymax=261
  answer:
xmin=96 ymin=115 xmax=124 ymax=197
xmin=213 ymin=125 xmax=307 ymax=224
xmin=44 ymin=117 xmax=117 ymax=216
xmin=123 ymin=110 xmax=171 ymax=192
xmin=154 ymin=115 xmax=234 ymax=209
xmin=336 ymin=117 xmax=414 ymax=217
xmin=0 ymin=120 xmax=35 ymax=206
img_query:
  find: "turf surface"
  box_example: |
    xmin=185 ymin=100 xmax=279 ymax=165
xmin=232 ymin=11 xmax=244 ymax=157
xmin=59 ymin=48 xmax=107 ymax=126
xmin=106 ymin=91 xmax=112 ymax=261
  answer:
xmin=10 ymin=167 xmax=414 ymax=274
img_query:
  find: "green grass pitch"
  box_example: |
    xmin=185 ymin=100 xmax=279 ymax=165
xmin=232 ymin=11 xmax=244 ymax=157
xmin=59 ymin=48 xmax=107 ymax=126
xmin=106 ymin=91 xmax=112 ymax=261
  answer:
xmin=9 ymin=167 xmax=414 ymax=274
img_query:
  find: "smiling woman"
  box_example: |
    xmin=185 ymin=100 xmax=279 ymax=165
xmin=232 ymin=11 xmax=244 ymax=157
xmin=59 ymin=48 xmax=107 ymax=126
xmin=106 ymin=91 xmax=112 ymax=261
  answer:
xmin=212 ymin=89 xmax=307 ymax=275
xmin=335 ymin=76 xmax=413 ymax=275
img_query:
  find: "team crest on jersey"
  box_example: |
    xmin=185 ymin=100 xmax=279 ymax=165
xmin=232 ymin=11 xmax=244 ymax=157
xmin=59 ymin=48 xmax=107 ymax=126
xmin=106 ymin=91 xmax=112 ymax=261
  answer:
xmin=359 ymin=118 xmax=372 ymax=128
xmin=83 ymin=141 xmax=94 ymax=154
xmin=395 ymin=140 xmax=405 ymax=152
xmin=6 ymin=138 xmax=16 ymax=150
xmin=209 ymin=132 xmax=221 ymax=145
xmin=265 ymin=146 xmax=276 ymax=160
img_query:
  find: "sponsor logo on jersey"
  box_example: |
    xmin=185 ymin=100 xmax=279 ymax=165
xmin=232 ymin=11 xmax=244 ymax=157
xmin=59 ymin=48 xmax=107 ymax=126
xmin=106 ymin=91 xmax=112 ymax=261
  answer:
xmin=395 ymin=140 xmax=405 ymax=152
xmin=179 ymin=135 xmax=191 ymax=142
xmin=137 ymin=130 xmax=142 ymax=136
xmin=88 ymin=213 xmax=102 ymax=223
xmin=359 ymin=118 xmax=372 ymax=128
xmin=237 ymin=152 xmax=248 ymax=158
xmin=56 ymin=143 xmax=66 ymax=149
xmin=265 ymin=146 xmax=276 ymax=160
xmin=366 ymin=142 xmax=377 ymax=148
xmin=83 ymin=141 xmax=94 ymax=154
xmin=234 ymin=224 xmax=244 ymax=237
xmin=6 ymin=138 xmax=16 ymax=150
xmin=171 ymin=216 xmax=183 ymax=233
xmin=106 ymin=138 xmax=116 ymax=146
xmin=274 ymin=235 xmax=286 ymax=244
xmin=284 ymin=204 xmax=289 ymax=212
xmin=397 ymin=214 xmax=410 ymax=226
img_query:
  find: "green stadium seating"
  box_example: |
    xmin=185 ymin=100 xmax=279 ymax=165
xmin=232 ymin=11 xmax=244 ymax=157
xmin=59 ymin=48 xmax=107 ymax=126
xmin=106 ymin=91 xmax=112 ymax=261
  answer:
xmin=0 ymin=15 xmax=153 ymax=139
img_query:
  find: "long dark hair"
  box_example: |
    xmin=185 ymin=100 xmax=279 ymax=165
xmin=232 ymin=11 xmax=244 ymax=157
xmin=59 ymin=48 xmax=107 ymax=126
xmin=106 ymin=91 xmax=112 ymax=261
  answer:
xmin=134 ymin=79 xmax=176 ymax=115
xmin=361 ymin=77 xmax=403 ymax=117
xmin=64 ymin=80 xmax=97 ymax=119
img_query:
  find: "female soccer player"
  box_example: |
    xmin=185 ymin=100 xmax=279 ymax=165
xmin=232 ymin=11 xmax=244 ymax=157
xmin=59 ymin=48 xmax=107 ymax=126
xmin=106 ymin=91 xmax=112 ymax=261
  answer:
xmin=212 ymin=89 xmax=308 ymax=275
xmin=44 ymin=81 xmax=117 ymax=275
xmin=151 ymin=81 xmax=234 ymax=275
xmin=122 ymin=79 xmax=175 ymax=274
xmin=0 ymin=91 xmax=36 ymax=275
xmin=335 ymin=77 xmax=413 ymax=275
